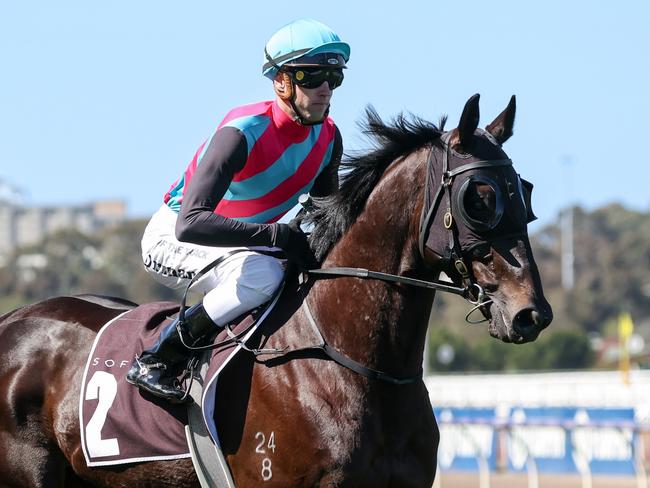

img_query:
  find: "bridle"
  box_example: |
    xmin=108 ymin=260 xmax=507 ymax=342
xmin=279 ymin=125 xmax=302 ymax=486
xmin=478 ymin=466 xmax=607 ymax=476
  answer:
xmin=294 ymin=133 xmax=520 ymax=384
xmin=417 ymin=132 xmax=514 ymax=305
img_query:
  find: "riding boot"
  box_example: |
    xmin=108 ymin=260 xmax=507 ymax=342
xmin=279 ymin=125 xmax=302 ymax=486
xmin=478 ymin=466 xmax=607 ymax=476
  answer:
xmin=126 ymin=303 xmax=217 ymax=403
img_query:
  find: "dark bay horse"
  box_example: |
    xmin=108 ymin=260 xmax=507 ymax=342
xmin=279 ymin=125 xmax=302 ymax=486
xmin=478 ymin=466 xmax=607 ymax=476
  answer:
xmin=0 ymin=94 xmax=551 ymax=487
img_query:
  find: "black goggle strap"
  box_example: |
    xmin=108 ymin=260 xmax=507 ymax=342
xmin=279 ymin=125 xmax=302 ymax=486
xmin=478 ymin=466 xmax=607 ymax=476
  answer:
xmin=264 ymin=48 xmax=283 ymax=74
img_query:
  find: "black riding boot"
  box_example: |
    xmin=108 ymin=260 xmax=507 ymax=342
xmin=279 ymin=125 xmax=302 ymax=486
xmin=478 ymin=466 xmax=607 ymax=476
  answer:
xmin=126 ymin=303 xmax=216 ymax=403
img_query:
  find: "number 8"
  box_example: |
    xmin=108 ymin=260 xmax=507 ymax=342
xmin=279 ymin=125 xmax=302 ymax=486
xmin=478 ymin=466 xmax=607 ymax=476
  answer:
xmin=261 ymin=458 xmax=272 ymax=481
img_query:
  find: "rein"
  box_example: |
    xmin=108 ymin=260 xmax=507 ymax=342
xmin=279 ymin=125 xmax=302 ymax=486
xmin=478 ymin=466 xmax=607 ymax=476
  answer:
xmin=290 ymin=266 xmax=486 ymax=386
xmin=175 ymin=248 xmax=287 ymax=353
xmin=306 ymin=267 xmax=475 ymax=297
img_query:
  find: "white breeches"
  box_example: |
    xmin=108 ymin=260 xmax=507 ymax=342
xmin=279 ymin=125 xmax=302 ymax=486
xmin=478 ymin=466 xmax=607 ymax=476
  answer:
xmin=141 ymin=205 xmax=285 ymax=326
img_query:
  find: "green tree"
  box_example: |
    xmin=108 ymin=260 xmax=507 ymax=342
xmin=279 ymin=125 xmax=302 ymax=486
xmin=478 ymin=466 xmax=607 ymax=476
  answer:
xmin=535 ymin=330 xmax=594 ymax=370
xmin=426 ymin=328 xmax=595 ymax=373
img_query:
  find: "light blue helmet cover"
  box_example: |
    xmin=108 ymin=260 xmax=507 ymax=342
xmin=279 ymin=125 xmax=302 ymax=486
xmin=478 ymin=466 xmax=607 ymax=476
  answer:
xmin=262 ymin=19 xmax=351 ymax=79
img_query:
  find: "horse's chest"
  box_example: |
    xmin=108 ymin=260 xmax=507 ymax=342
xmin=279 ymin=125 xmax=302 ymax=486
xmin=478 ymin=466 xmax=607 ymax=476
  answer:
xmin=235 ymin=364 xmax=437 ymax=486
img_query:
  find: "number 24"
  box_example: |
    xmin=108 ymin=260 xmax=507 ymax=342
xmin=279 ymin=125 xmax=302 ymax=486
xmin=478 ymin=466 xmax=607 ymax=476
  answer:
xmin=255 ymin=431 xmax=276 ymax=454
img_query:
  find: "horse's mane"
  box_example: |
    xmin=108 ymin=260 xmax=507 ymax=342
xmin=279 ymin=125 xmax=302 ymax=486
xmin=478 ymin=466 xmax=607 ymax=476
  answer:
xmin=306 ymin=106 xmax=446 ymax=260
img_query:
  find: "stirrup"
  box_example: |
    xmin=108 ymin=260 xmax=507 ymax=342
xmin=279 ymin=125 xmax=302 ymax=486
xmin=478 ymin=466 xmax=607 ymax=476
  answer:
xmin=176 ymin=355 xmax=200 ymax=404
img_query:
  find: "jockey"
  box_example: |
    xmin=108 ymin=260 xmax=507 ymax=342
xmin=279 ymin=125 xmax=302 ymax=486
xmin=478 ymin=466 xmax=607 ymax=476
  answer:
xmin=126 ymin=18 xmax=350 ymax=403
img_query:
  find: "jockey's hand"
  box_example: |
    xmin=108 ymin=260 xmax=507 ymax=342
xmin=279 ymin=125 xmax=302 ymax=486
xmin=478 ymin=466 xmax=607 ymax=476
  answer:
xmin=274 ymin=221 xmax=318 ymax=270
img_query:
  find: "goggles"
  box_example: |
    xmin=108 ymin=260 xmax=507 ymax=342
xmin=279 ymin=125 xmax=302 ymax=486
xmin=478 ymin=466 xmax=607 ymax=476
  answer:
xmin=286 ymin=67 xmax=344 ymax=90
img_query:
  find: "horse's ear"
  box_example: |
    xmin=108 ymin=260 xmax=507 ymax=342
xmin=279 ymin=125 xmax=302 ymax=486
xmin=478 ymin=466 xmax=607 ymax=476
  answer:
xmin=456 ymin=94 xmax=480 ymax=149
xmin=486 ymin=95 xmax=516 ymax=144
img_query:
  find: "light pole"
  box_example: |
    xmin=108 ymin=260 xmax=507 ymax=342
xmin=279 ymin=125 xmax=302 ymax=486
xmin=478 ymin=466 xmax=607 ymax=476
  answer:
xmin=561 ymin=156 xmax=574 ymax=290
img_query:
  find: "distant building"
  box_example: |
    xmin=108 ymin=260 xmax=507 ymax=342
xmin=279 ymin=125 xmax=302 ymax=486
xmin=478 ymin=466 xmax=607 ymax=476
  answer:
xmin=0 ymin=180 xmax=126 ymax=262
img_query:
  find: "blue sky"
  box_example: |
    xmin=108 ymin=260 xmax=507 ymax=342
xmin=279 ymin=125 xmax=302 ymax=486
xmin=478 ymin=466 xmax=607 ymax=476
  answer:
xmin=1 ymin=1 xmax=648 ymax=232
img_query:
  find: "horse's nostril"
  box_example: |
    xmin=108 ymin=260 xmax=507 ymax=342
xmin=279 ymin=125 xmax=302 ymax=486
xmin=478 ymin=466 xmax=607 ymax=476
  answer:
xmin=514 ymin=307 xmax=551 ymax=331
xmin=513 ymin=308 xmax=544 ymax=338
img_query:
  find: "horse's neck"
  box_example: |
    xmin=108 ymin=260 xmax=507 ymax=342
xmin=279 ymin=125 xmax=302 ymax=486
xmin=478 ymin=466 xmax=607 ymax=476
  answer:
xmin=310 ymin=157 xmax=434 ymax=377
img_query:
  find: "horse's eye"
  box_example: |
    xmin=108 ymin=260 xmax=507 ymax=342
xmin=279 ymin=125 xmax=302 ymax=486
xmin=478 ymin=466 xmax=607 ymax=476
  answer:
xmin=464 ymin=183 xmax=496 ymax=220
xmin=471 ymin=199 xmax=484 ymax=211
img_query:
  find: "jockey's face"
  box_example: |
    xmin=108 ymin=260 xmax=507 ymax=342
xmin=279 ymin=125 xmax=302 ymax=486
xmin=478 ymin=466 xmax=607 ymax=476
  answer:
xmin=274 ymin=73 xmax=333 ymax=124
xmin=292 ymin=81 xmax=333 ymax=123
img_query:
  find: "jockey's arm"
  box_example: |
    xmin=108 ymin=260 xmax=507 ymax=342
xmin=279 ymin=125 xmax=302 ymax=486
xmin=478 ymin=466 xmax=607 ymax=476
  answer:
xmin=175 ymin=125 xmax=341 ymax=248
xmin=175 ymin=127 xmax=285 ymax=247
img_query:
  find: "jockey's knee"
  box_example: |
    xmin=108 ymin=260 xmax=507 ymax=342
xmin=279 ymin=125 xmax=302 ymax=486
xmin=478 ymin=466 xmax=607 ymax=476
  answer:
xmin=235 ymin=283 xmax=276 ymax=310
xmin=237 ymin=254 xmax=285 ymax=298
xmin=201 ymin=255 xmax=284 ymax=324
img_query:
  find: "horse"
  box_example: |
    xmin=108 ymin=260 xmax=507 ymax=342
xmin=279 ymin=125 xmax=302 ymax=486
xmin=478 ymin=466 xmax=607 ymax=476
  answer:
xmin=0 ymin=94 xmax=552 ymax=487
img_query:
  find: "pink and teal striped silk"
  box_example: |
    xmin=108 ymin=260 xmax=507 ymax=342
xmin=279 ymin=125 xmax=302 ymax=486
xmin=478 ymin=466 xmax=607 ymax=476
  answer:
xmin=164 ymin=100 xmax=335 ymax=223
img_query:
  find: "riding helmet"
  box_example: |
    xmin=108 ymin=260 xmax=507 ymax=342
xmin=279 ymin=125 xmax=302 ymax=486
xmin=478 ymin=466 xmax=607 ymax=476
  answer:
xmin=262 ymin=19 xmax=351 ymax=79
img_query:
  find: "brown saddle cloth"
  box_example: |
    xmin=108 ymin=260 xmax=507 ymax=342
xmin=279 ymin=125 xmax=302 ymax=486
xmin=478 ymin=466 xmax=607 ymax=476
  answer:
xmin=79 ymin=300 xmax=269 ymax=467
